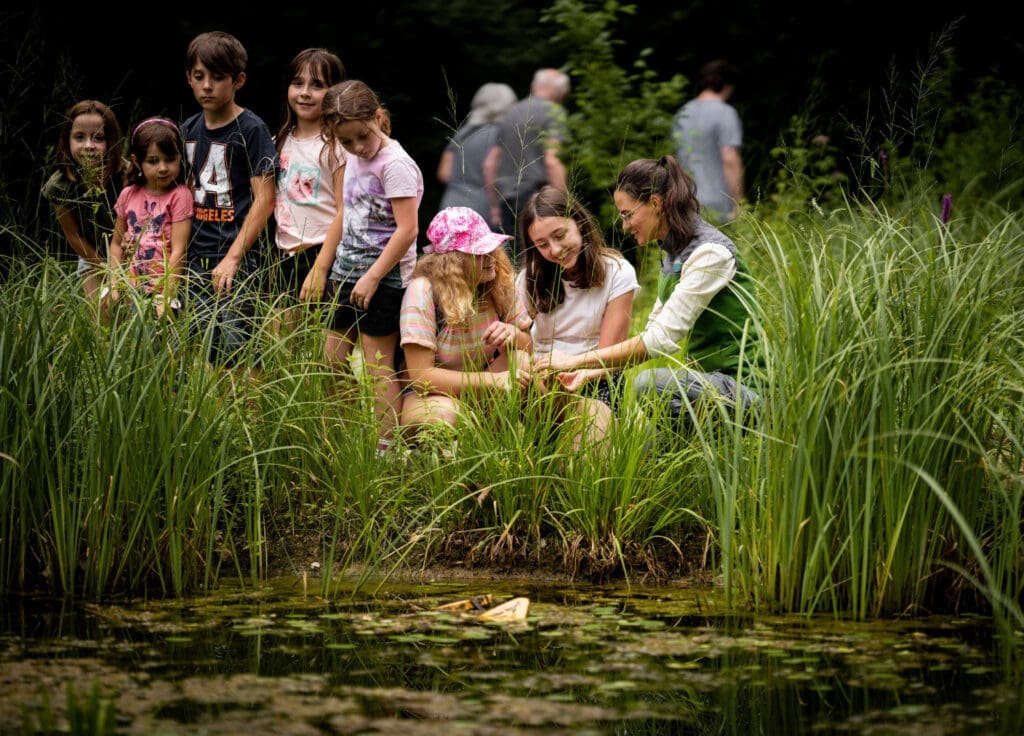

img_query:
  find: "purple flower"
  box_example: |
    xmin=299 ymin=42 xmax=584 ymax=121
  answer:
xmin=941 ymin=194 xmax=952 ymax=224
xmin=879 ymin=149 xmax=889 ymax=166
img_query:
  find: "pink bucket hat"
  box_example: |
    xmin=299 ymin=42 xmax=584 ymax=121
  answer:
xmin=426 ymin=207 xmax=512 ymax=255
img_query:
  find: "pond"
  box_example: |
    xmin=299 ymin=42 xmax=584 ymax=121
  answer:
xmin=2 ymin=574 xmax=1021 ymax=735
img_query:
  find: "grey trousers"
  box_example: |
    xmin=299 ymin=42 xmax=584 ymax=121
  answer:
xmin=632 ymin=367 xmax=760 ymax=424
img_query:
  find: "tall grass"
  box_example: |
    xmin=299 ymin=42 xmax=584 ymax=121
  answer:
xmin=0 ymin=8 xmax=1020 ymax=687
xmin=726 ymin=198 xmax=1023 ymax=633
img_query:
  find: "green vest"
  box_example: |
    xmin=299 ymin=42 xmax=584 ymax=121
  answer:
xmin=656 ymin=222 xmax=762 ymax=375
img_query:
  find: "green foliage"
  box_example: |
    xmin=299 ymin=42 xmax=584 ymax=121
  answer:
xmin=544 ymin=0 xmax=686 ymax=217
xmin=836 ymin=18 xmax=1021 ymax=216
xmin=768 ymin=113 xmax=848 ymax=216
xmin=931 ymin=75 xmax=1024 ymax=210
xmin=739 ymin=199 xmax=1024 ymax=632
xmin=21 ymin=681 xmax=116 ymax=736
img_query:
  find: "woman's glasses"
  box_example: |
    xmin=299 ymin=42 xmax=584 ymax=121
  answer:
xmin=617 ymin=201 xmax=644 ymax=224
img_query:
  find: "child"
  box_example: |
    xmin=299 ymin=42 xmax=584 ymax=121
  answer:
xmin=517 ymin=186 xmax=638 ymax=448
xmin=104 ymin=117 xmax=193 ymax=319
xmin=310 ymin=80 xmax=423 ymax=455
xmin=535 ymin=156 xmax=762 ymax=427
xmin=41 ymin=100 xmax=126 ymax=301
xmin=399 ymin=207 xmax=533 ymax=438
xmin=269 ymin=48 xmax=346 ymax=337
xmin=181 ymin=31 xmax=278 ymax=366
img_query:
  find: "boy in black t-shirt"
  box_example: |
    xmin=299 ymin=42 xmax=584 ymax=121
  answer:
xmin=181 ymin=31 xmax=278 ymax=366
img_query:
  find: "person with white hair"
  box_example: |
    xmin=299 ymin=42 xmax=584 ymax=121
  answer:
xmin=437 ymin=82 xmax=517 ymax=220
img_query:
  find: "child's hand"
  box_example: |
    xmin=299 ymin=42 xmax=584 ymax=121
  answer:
xmin=482 ymin=320 xmax=518 ymax=353
xmin=211 ymin=254 xmax=241 ymax=295
xmin=494 ymin=366 xmax=532 ymax=391
xmin=299 ymin=268 xmax=327 ymax=302
xmin=350 ymin=273 xmax=380 ymax=310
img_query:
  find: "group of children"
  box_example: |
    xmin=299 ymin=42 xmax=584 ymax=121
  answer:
xmin=42 ymin=31 xmax=763 ymax=457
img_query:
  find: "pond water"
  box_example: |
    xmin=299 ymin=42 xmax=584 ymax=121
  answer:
xmin=2 ymin=575 xmax=1021 ymax=735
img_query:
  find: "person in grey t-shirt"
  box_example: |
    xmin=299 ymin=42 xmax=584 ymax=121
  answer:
xmin=484 ymin=68 xmax=571 ymax=264
xmin=671 ymin=59 xmax=744 ymax=224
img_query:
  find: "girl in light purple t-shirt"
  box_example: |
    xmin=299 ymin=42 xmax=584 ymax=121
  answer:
xmin=309 ymin=80 xmax=424 ymax=455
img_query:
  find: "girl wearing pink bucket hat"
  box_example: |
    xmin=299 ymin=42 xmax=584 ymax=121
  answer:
xmin=398 ymin=206 xmax=533 ymax=436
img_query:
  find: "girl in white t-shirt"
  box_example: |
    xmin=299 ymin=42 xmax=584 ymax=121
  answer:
xmin=517 ymin=186 xmax=639 ymax=448
xmin=271 ymin=48 xmax=346 ymax=333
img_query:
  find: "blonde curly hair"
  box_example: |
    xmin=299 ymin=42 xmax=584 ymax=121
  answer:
xmin=413 ymin=248 xmax=517 ymax=325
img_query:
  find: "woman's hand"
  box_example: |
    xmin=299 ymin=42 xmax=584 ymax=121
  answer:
xmin=556 ymin=367 xmax=605 ymax=393
xmin=555 ymin=370 xmax=586 ymax=393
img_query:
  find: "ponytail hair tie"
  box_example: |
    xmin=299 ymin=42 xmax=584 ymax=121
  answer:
xmin=131 ymin=117 xmax=180 ymax=144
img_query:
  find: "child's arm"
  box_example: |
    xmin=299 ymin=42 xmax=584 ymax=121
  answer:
xmin=103 ymin=216 xmax=128 ymax=310
xmin=300 ymin=163 xmax=346 ymax=302
xmin=157 ymin=219 xmax=190 ymax=318
xmin=211 ymin=172 xmax=276 ymax=294
xmin=404 ymin=343 xmax=532 ymax=397
xmin=54 ymin=205 xmax=104 ymax=266
xmin=349 ymin=196 xmax=418 ymax=309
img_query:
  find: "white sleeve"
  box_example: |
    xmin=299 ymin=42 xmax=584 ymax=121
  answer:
xmin=606 ymin=256 xmax=640 ymax=301
xmin=640 ymin=242 xmax=736 ymax=357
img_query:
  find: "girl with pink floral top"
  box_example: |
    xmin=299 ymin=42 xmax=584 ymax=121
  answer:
xmin=104 ymin=117 xmax=192 ymax=318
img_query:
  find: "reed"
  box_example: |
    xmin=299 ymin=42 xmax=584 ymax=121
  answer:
xmin=729 ymin=197 xmax=1023 ymax=633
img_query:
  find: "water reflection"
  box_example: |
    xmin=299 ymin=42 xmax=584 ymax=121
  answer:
xmin=2 ymin=578 xmax=1020 ymax=735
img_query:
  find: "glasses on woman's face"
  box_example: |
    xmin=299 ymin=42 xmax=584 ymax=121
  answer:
xmin=617 ymin=201 xmax=644 ymax=224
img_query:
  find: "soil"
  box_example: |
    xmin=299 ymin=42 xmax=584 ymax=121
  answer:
xmin=264 ymin=522 xmax=715 ymax=587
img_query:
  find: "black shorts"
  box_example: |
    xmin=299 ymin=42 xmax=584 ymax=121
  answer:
xmin=582 ymin=372 xmax=625 ymax=409
xmin=326 ymin=279 xmax=404 ymax=337
xmin=266 ymin=246 xmax=322 ymax=300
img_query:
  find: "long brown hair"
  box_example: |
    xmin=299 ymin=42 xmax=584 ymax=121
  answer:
xmin=275 ymin=48 xmax=346 ymax=163
xmin=615 ymin=155 xmax=699 ymax=254
xmin=518 ymin=186 xmax=616 ymax=315
xmin=55 ymin=100 xmax=125 ymax=187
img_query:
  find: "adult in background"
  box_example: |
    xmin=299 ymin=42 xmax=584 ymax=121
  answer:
xmin=671 ymin=59 xmax=744 ymax=224
xmin=534 ymin=156 xmax=761 ymax=429
xmin=484 ymin=68 xmax=570 ymax=264
xmin=437 ymin=82 xmax=517 ymax=220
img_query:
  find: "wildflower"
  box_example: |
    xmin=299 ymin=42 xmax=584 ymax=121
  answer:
xmin=941 ymin=193 xmax=952 ymax=224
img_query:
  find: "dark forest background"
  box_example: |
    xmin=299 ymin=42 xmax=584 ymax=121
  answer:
xmin=1 ymin=0 xmax=1019 ymax=244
